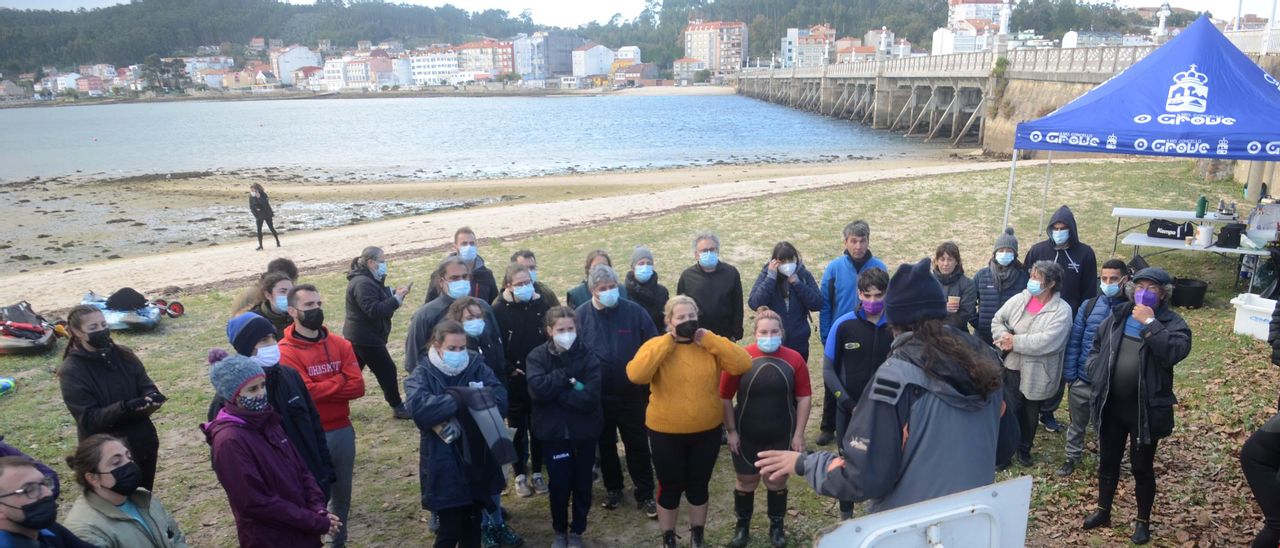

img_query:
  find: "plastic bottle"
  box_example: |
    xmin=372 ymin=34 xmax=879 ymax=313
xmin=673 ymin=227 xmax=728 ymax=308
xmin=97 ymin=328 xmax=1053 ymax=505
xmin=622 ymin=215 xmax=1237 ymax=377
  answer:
xmin=1196 ymin=196 xmax=1207 ymax=218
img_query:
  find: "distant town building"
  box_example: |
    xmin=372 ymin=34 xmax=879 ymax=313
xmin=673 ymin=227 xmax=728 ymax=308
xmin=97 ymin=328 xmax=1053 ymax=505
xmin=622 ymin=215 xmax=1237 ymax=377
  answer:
xmin=0 ymin=80 xmax=24 ymax=97
xmin=948 ymin=0 xmax=1005 ymax=26
xmin=673 ymin=57 xmax=707 ymax=82
xmin=1061 ymin=30 xmax=1125 ymax=48
xmin=248 ymin=37 xmax=266 ymax=51
xmin=793 ymin=24 xmax=837 ymax=67
xmin=323 ymin=57 xmax=348 ymax=91
xmin=269 ymin=46 xmax=322 ymax=86
xmin=864 ymin=27 xmax=895 ymax=55
xmin=616 ymin=46 xmax=642 ymax=62
xmin=268 ymin=38 xmax=284 ymax=49
xmin=684 ymin=20 xmax=748 ymax=74
xmin=53 ymin=73 xmax=82 ymax=93
xmin=357 ymin=40 xmax=373 ymax=52
xmin=195 ymin=68 xmax=229 ymax=89
xmin=78 ymin=64 xmax=116 ymax=81
xmin=166 ymin=56 xmax=234 ymax=76
xmin=529 ymin=31 xmax=583 ymax=80
xmin=317 ymin=39 xmax=333 ymax=52
xmin=613 ymin=62 xmax=658 ymax=86
xmin=572 ymin=42 xmax=615 ymax=78
xmin=1008 ymin=30 xmax=1056 ymax=49
xmin=932 ymin=19 xmax=999 ymax=54
xmin=292 ymin=66 xmax=325 ymax=92
xmin=410 ymin=47 xmax=460 ymax=86
xmin=837 ymin=46 xmax=878 ymax=63
xmin=75 ymin=76 xmax=104 ymax=96
xmin=457 ymin=39 xmax=515 ymax=79
xmin=376 ymin=40 xmax=405 ymax=54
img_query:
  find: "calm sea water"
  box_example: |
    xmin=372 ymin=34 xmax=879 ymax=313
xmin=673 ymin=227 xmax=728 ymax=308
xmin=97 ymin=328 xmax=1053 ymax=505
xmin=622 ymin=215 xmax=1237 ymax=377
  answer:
xmin=0 ymin=94 xmax=917 ymax=183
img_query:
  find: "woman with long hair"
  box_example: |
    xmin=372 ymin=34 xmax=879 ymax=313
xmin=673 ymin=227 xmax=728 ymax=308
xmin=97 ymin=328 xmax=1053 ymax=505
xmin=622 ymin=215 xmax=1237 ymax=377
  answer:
xmin=932 ymin=241 xmax=977 ymax=333
xmin=746 ymin=242 xmax=822 ymax=363
xmin=249 ymin=183 xmax=280 ymax=250
xmin=492 ymin=263 xmax=551 ymax=497
xmin=342 ymin=246 xmax=412 ymax=419
xmin=63 ymin=434 xmax=187 ymax=547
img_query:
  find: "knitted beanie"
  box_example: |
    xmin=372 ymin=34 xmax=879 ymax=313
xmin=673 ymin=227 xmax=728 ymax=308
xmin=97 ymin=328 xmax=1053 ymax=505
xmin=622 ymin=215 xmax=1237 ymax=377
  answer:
xmin=226 ymin=312 xmax=276 ymax=357
xmin=209 ymin=354 xmax=265 ymax=401
xmin=630 ymin=245 xmax=654 ymax=267
xmin=993 ymin=227 xmax=1019 ymax=253
xmin=884 ymin=258 xmax=948 ymax=326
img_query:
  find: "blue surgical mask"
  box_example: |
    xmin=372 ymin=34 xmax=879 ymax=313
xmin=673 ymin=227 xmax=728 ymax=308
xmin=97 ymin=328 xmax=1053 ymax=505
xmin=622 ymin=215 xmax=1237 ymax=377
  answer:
xmin=698 ymin=251 xmax=719 ymax=270
xmin=272 ymin=295 xmax=288 ymax=313
xmin=374 ymin=261 xmax=388 ymax=280
xmin=634 ymin=264 xmax=654 ymax=283
xmin=252 ymin=344 xmax=280 ymax=367
xmin=447 ymin=279 xmax=471 ymax=299
xmin=1051 ymin=229 xmax=1070 ymax=245
xmin=457 ymin=245 xmax=478 ymax=262
xmin=597 ymin=287 xmax=620 ymax=308
xmin=463 ymin=318 xmax=485 ymax=337
xmin=995 ymin=252 xmax=1015 ymax=266
xmin=513 ymin=284 xmax=535 ymax=302
xmin=439 ymin=349 xmax=470 ymax=375
xmin=757 ymin=336 xmax=782 ymax=353
xmin=1100 ymin=282 xmax=1120 ymax=297
xmin=1026 ymin=280 xmax=1044 ymax=296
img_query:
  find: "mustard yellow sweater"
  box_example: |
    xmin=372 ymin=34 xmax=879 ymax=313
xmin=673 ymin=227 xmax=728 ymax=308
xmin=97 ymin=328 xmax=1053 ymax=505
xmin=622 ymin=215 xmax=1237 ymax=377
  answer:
xmin=626 ymin=332 xmax=752 ymax=434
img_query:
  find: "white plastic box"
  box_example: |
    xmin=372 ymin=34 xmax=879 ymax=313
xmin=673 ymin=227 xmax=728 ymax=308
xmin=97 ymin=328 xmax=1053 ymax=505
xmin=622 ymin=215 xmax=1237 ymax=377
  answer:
xmin=1230 ymin=293 xmax=1277 ymax=341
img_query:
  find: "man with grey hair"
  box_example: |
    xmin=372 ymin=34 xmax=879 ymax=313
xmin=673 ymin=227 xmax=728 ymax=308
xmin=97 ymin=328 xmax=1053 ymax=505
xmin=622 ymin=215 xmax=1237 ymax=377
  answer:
xmin=677 ymin=231 xmax=744 ymax=341
xmin=816 ymin=220 xmax=887 ymax=445
xmin=576 ymin=264 xmax=660 ymax=516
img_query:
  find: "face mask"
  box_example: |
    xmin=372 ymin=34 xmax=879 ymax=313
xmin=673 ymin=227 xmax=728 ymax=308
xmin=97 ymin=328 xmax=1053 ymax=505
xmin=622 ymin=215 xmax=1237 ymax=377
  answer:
xmin=463 ymin=318 xmax=485 ymax=337
xmin=634 ymin=264 xmax=654 ymax=283
xmin=553 ymin=331 xmax=577 ymax=350
xmin=995 ymin=252 xmax=1015 ymax=266
xmin=1135 ymin=288 xmax=1159 ymax=308
xmin=252 ymin=344 xmax=280 ymax=367
xmin=12 ymin=495 xmax=58 ymax=531
xmin=237 ymin=394 xmax=270 ymax=412
xmin=756 ymin=335 xmax=782 ymax=353
xmin=299 ymin=308 xmax=324 ymax=331
xmin=1051 ymin=229 xmax=1070 ymax=245
xmin=457 ymin=245 xmax=478 ymax=262
xmin=1100 ymin=282 xmax=1121 ymax=297
xmin=778 ymin=262 xmax=797 ymax=277
xmin=87 ymin=328 xmax=112 ymax=348
xmin=596 ymin=287 xmax=620 ymax=308
xmin=374 ymin=261 xmax=388 ymax=280
xmin=103 ymin=461 xmax=142 ymax=496
xmin=698 ymin=251 xmax=719 ymax=270
xmin=446 ymin=279 xmax=471 ymax=299
xmin=1026 ymin=280 xmax=1044 ymax=296
xmin=440 ymin=349 xmax=470 ymax=375
xmin=675 ymin=319 xmax=699 ymax=339
xmin=272 ymin=295 xmax=289 ymax=314
xmin=513 ymin=284 xmax=535 ymax=302
xmin=862 ymin=299 xmax=884 ymax=316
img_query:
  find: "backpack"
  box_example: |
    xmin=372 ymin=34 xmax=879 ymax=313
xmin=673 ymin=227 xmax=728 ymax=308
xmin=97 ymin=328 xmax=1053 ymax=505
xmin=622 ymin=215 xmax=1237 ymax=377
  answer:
xmin=105 ymin=288 xmax=148 ymax=311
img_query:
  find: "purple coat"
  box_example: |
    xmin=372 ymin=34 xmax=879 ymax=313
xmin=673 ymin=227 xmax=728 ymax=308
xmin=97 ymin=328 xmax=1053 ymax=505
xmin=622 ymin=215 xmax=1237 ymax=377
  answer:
xmin=202 ymin=407 xmax=328 ymax=548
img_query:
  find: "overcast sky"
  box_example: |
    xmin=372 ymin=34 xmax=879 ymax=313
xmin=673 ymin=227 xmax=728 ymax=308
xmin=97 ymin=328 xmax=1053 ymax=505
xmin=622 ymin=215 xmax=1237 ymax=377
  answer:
xmin=0 ymin=0 xmax=1269 ymax=28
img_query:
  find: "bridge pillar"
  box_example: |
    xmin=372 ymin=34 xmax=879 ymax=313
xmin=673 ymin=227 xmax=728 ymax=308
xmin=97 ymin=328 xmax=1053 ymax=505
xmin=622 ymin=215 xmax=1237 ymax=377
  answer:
xmin=820 ymin=76 xmax=836 ymax=113
xmin=872 ymin=76 xmax=893 ymax=128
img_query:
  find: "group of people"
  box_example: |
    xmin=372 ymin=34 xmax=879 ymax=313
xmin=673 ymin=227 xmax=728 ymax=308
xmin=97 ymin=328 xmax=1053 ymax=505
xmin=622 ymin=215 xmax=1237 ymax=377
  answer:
xmin=11 ymin=203 xmax=1280 ymax=548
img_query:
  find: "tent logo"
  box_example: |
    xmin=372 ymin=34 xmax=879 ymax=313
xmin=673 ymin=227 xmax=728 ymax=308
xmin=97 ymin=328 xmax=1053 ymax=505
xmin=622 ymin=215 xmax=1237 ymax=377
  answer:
xmin=1029 ymin=131 xmax=1043 ymax=143
xmin=1247 ymin=141 xmax=1280 ymax=155
xmin=1106 ymin=134 xmax=1117 ymax=150
xmin=1218 ymin=138 xmax=1230 ymax=155
xmin=1166 ymin=64 xmax=1208 ymax=114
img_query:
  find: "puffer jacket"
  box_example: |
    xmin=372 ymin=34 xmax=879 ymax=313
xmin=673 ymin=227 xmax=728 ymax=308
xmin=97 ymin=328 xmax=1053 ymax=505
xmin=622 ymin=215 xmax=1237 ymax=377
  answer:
xmin=525 ymin=339 xmax=603 ymax=441
xmin=1063 ymin=294 xmax=1125 ymax=384
xmin=972 ymin=260 xmax=1029 ymax=344
xmin=1088 ymin=301 xmax=1191 ymax=444
xmin=990 ymin=290 xmax=1073 ymax=400
xmin=64 ymin=489 xmax=188 ymax=548
xmin=343 ymin=263 xmax=401 ymax=346
xmin=625 ymin=271 xmax=669 ymax=332
xmin=747 ymin=262 xmax=822 ymax=356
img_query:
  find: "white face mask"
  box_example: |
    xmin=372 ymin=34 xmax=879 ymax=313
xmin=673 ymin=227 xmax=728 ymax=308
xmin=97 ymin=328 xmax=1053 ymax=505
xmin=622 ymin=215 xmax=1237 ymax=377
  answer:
xmin=252 ymin=344 xmax=280 ymax=367
xmin=553 ymin=332 xmax=577 ymax=351
xmin=778 ymin=262 xmax=797 ymax=277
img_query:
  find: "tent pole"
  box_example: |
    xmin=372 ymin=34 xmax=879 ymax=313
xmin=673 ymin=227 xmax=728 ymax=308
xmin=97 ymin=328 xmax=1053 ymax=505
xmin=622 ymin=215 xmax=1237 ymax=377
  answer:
xmin=1039 ymin=151 xmax=1054 ymax=230
xmin=1003 ymin=150 xmax=1018 ymax=229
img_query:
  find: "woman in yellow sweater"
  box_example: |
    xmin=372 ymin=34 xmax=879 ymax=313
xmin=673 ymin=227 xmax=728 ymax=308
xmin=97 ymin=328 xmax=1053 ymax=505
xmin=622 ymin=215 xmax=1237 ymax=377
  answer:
xmin=627 ymin=295 xmax=752 ymax=548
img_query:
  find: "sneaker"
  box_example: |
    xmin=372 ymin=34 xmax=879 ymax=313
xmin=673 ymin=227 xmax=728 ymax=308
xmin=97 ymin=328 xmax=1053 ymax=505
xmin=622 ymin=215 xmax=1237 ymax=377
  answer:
xmin=1016 ymin=451 xmax=1033 ymax=467
xmin=1040 ymin=415 xmax=1064 ymax=433
xmin=640 ymin=498 xmax=658 ymax=519
xmin=816 ymin=430 xmax=835 ymax=446
xmin=551 ymin=533 xmax=568 ymax=548
xmin=481 ymin=525 xmax=500 ymax=548
xmin=1055 ymin=459 xmax=1078 ymax=478
xmin=602 ymin=489 xmax=624 ymax=510
xmin=428 ymin=512 xmax=440 ymax=533
xmin=567 ymin=533 xmax=584 ymax=548
xmin=514 ymin=474 xmax=533 ymax=498
xmin=491 ymin=523 xmax=523 ymax=546
xmin=393 ymin=405 xmax=411 ymax=420
xmin=531 ymin=473 xmax=549 ymax=495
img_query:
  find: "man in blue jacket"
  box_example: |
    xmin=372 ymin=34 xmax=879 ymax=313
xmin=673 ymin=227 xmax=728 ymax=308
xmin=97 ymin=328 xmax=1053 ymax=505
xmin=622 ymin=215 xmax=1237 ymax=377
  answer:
xmin=1057 ymin=259 xmax=1128 ymax=477
xmin=576 ymin=265 xmax=660 ymax=518
xmin=816 ymin=220 xmax=887 ymax=445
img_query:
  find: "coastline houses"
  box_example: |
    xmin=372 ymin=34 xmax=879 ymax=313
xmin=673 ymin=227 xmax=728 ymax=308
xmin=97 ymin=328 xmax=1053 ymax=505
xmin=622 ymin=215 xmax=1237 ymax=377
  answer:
xmin=456 ymin=39 xmax=514 ymax=81
xmin=292 ymin=66 xmax=325 ymax=91
xmin=683 ymin=20 xmax=748 ymax=75
xmin=410 ymin=47 xmax=460 ymax=86
xmin=75 ymin=76 xmax=104 ymax=96
xmin=572 ymin=42 xmax=614 ymax=78
xmin=270 ymin=45 xmax=322 ymax=86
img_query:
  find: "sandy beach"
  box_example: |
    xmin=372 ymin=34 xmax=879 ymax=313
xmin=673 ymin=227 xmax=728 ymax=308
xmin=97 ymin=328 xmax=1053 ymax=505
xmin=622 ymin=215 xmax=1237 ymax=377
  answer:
xmin=0 ymin=154 xmax=1104 ymax=311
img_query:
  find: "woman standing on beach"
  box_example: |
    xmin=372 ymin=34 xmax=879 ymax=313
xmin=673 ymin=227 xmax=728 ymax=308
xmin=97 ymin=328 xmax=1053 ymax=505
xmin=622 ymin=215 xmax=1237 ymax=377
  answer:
xmin=249 ymin=183 xmax=280 ymax=250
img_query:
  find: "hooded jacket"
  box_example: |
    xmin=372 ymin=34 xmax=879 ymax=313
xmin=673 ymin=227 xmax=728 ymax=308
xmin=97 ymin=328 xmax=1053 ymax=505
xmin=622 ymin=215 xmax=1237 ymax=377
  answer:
xmin=990 ymin=290 xmax=1074 ymax=400
xmin=278 ymin=325 xmax=366 ymax=432
xmin=625 ymin=270 xmax=670 ymax=331
xmin=525 ymin=339 xmax=604 ymax=441
xmin=799 ymin=329 xmax=1003 ymax=513
xmin=819 ymin=251 xmax=889 ymax=344
xmin=342 ymin=263 xmax=401 ymax=346
xmin=202 ymin=408 xmax=329 ymax=548
xmin=425 ymin=254 xmax=499 ymax=305
xmin=1063 ymin=294 xmax=1125 ymax=384
xmin=576 ymin=299 xmax=657 ymax=402
xmin=676 ymin=262 xmax=745 ymax=341
xmin=566 ymin=281 xmax=629 ymax=310
xmin=1023 ymin=206 xmax=1098 ymax=313
xmin=64 ymin=489 xmax=187 ymax=548
xmin=1088 ymin=300 xmax=1191 ymax=444
xmin=972 ymin=260 xmax=1030 ymax=344
xmin=404 ymin=352 xmax=508 ymax=512
xmin=403 ymin=294 xmax=503 ymax=374
xmin=491 ymin=291 xmax=551 ymax=418
xmin=747 ymin=262 xmax=823 ymax=354
xmin=933 ymin=269 xmax=978 ymax=333
xmin=206 ymin=364 xmax=334 ymax=500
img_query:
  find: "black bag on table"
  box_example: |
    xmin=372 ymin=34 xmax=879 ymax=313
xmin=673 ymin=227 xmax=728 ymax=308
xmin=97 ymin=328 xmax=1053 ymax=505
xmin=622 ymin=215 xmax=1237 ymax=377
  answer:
xmin=1215 ymin=223 xmax=1247 ymax=249
xmin=1147 ymin=219 xmax=1194 ymax=240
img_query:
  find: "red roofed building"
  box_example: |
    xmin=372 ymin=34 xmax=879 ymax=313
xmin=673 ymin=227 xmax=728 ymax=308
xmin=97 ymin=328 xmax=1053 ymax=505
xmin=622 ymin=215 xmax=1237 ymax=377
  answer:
xmin=457 ymin=39 xmax=515 ymax=79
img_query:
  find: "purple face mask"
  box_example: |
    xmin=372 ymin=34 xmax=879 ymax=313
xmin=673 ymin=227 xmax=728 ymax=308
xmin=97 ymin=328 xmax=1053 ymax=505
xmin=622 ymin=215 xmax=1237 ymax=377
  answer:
xmin=1134 ymin=288 xmax=1159 ymax=308
xmin=862 ymin=299 xmax=884 ymax=315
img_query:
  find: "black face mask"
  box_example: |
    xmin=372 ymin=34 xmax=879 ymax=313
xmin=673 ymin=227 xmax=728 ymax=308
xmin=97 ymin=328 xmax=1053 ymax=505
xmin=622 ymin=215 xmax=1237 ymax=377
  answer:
xmin=11 ymin=495 xmax=58 ymax=531
xmin=102 ymin=461 xmax=142 ymax=496
xmin=299 ymin=308 xmax=324 ymax=331
xmin=674 ymin=319 xmax=699 ymax=340
xmin=87 ymin=328 xmax=112 ymax=349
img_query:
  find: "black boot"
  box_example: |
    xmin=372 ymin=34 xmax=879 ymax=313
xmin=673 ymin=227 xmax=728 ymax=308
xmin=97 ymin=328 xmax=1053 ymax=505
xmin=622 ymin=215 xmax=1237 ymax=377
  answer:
xmin=729 ymin=490 xmax=752 ymax=548
xmin=661 ymin=530 xmax=677 ymax=548
xmin=767 ymin=489 xmax=788 ymax=547
xmin=1131 ymin=519 xmax=1151 ymax=545
xmin=1082 ymin=507 xmax=1111 ymax=530
xmin=689 ymin=525 xmax=705 ymax=548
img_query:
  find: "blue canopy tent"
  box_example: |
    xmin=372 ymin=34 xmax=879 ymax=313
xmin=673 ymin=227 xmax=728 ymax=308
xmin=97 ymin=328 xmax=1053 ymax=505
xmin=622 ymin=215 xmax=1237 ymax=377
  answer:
xmin=1005 ymin=15 xmax=1280 ymax=227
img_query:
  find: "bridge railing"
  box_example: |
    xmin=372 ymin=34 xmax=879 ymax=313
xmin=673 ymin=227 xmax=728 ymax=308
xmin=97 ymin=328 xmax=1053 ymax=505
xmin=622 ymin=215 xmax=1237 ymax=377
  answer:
xmin=1006 ymin=46 xmax=1155 ymax=77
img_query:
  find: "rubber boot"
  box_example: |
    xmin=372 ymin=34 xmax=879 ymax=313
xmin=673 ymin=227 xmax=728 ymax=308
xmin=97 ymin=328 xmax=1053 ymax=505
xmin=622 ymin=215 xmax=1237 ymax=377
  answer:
xmin=661 ymin=530 xmax=677 ymax=548
xmin=729 ymin=490 xmax=752 ymax=548
xmin=767 ymin=489 xmax=788 ymax=548
xmin=1131 ymin=519 xmax=1151 ymax=545
xmin=690 ymin=525 xmax=705 ymax=548
xmin=1082 ymin=506 xmax=1111 ymax=530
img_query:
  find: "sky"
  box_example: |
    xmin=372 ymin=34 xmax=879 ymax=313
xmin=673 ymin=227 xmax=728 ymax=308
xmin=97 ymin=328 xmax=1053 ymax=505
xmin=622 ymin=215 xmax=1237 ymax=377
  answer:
xmin=0 ymin=0 xmax=1272 ymax=28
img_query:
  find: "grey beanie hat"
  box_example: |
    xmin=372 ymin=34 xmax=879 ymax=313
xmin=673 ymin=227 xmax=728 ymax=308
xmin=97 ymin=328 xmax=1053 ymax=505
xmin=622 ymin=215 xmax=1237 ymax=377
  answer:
xmin=210 ymin=354 xmax=266 ymax=401
xmin=630 ymin=245 xmax=654 ymax=267
xmin=994 ymin=227 xmax=1018 ymax=253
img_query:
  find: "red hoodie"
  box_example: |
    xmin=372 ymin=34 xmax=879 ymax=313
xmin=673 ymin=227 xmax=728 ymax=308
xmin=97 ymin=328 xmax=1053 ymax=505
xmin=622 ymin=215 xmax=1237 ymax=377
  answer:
xmin=279 ymin=325 xmax=365 ymax=431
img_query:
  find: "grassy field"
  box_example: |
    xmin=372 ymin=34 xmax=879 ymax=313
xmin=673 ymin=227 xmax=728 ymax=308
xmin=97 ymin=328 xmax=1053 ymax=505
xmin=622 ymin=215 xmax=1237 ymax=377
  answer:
xmin=0 ymin=159 xmax=1272 ymax=547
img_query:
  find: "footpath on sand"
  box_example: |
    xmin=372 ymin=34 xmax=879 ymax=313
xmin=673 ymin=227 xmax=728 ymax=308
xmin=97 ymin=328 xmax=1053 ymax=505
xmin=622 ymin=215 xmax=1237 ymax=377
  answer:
xmin=3 ymin=157 xmax=1095 ymax=311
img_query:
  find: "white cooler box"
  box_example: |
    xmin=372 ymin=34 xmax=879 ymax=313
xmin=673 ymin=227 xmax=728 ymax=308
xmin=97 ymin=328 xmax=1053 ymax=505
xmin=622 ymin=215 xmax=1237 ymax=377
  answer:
xmin=1231 ymin=293 xmax=1277 ymax=341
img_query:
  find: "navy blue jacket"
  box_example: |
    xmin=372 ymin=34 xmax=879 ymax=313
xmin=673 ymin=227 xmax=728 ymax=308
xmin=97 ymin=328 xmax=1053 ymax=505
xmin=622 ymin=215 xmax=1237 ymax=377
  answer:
xmin=747 ymin=263 xmax=823 ymax=357
xmin=525 ymin=340 xmax=603 ymax=441
xmin=576 ymin=299 xmax=658 ymax=402
xmin=404 ymin=352 xmax=507 ymax=512
xmin=1023 ymin=206 xmax=1098 ymax=314
xmin=972 ymin=261 xmax=1029 ymax=345
xmin=1063 ymin=294 xmax=1124 ymax=384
